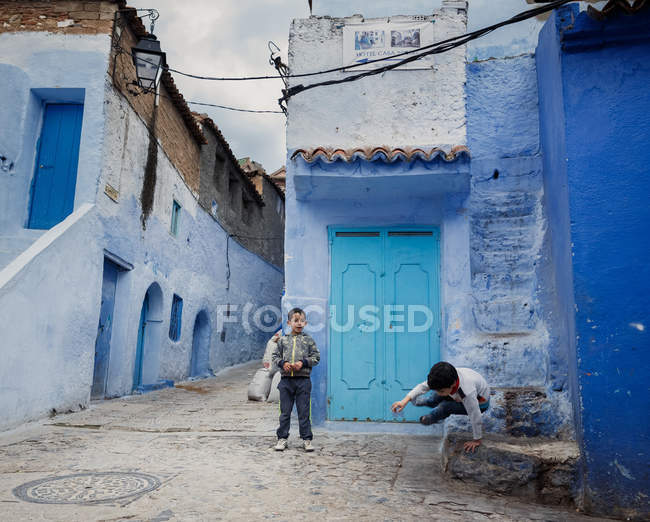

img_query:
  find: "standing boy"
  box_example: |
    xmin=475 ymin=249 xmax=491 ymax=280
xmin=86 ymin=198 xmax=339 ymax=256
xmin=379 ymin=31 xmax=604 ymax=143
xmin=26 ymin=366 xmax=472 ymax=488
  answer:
xmin=391 ymin=361 xmax=490 ymax=453
xmin=272 ymin=308 xmax=320 ymax=452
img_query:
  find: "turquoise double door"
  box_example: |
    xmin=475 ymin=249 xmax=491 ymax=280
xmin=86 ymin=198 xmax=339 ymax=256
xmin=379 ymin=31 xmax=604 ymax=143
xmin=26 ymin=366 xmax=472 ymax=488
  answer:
xmin=329 ymin=227 xmax=441 ymax=422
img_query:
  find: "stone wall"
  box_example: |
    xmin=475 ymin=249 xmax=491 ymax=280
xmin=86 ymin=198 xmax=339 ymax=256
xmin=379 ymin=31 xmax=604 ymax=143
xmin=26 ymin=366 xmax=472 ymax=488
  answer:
xmin=197 ymin=118 xmax=283 ymax=268
xmin=0 ymin=0 xmax=116 ymax=35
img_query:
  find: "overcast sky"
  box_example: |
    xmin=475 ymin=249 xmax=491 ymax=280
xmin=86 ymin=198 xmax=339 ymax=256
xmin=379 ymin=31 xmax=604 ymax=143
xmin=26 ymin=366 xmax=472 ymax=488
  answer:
xmin=128 ymin=1 xmax=600 ymax=173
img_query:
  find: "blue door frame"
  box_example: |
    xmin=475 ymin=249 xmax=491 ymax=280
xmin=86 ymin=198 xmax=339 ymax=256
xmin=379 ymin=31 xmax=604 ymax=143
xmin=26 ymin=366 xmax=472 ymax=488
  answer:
xmin=28 ymin=103 xmax=83 ymax=229
xmin=133 ymin=292 xmax=149 ymax=390
xmin=328 ymin=226 xmax=441 ymax=422
xmin=91 ymin=259 xmax=120 ymax=399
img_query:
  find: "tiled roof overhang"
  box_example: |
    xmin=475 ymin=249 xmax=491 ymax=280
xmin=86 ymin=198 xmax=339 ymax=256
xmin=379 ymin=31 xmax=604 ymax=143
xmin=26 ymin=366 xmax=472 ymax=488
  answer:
xmin=587 ymin=0 xmax=649 ymax=20
xmin=291 ymin=146 xmax=470 ymax=164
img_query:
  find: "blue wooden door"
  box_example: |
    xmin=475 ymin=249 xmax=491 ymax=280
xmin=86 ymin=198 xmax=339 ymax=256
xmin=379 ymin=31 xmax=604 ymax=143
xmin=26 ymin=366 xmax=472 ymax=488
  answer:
xmin=329 ymin=231 xmax=385 ymax=421
xmin=329 ymin=227 xmax=440 ymax=422
xmin=133 ymin=292 xmax=149 ymax=390
xmin=91 ymin=259 xmax=119 ymax=399
xmin=29 ymin=104 xmax=83 ymax=229
xmin=384 ymin=230 xmax=441 ymax=421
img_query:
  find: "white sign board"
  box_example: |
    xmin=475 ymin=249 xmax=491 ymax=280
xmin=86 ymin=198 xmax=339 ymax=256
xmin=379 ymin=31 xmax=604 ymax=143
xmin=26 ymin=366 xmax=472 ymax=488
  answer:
xmin=343 ymin=20 xmax=435 ymax=70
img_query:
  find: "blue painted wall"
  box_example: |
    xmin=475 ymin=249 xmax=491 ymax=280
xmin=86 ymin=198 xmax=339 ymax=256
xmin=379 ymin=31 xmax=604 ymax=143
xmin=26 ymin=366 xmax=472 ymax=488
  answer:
xmin=0 ymin=32 xmax=284 ymax=430
xmin=284 ymin=156 xmax=470 ymax=426
xmin=462 ymin=53 xmax=574 ymax=438
xmin=537 ymin=5 xmax=650 ymax=518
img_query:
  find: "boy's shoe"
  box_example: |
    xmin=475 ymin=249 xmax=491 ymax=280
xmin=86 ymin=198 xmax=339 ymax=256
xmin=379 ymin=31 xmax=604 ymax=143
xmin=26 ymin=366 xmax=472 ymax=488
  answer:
xmin=274 ymin=438 xmax=288 ymax=451
xmin=419 ymin=414 xmax=436 ymax=426
xmin=303 ymin=439 xmax=314 ymax=452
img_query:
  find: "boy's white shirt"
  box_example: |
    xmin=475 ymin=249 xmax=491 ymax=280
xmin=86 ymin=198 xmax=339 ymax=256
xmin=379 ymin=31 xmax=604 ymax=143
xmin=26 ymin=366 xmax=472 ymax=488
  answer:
xmin=407 ymin=367 xmax=490 ymax=440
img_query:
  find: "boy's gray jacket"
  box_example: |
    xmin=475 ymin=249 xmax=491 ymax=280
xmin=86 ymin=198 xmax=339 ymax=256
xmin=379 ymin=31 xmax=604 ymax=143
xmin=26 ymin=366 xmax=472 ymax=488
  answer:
xmin=271 ymin=332 xmax=320 ymax=377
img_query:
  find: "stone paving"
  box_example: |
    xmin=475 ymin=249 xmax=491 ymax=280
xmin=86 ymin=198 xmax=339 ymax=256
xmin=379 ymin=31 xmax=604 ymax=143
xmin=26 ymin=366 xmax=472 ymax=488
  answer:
xmin=0 ymin=362 xmax=614 ymax=521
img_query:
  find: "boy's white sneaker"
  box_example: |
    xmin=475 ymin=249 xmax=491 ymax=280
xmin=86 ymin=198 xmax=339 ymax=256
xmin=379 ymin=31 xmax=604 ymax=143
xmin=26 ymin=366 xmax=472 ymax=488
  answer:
xmin=303 ymin=439 xmax=314 ymax=452
xmin=274 ymin=438 xmax=288 ymax=451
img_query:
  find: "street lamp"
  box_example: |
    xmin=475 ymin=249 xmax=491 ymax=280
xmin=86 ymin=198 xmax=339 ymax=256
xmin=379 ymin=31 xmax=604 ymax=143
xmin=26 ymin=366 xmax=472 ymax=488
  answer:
xmin=132 ymin=34 xmax=166 ymax=92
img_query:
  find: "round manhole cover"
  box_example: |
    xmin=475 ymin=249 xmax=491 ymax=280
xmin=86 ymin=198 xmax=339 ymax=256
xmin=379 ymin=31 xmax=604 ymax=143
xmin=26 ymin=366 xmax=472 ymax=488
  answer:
xmin=13 ymin=472 xmax=161 ymax=505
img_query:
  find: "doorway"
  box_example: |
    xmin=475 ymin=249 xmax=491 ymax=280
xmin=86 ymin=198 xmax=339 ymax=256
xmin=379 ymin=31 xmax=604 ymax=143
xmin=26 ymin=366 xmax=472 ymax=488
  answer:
xmin=91 ymin=258 xmax=120 ymax=399
xmin=190 ymin=310 xmax=211 ymax=378
xmin=328 ymin=227 xmax=441 ymax=422
xmin=133 ymin=283 xmax=163 ymax=391
xmin=28 ymin=103 xmax=83 ymax=229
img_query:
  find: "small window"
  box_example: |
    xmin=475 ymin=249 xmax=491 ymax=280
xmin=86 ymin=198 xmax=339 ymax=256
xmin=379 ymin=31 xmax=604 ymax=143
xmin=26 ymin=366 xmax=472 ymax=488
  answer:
xmin=229 ymin=175 xmax=240 ymax=205
xmin=171 ymin=200 xmax=181 ymax=236
xmin=169 ymin=294 xmax=183 ymax=341
xmin=242 ymin=193 xmax=253 ymax=224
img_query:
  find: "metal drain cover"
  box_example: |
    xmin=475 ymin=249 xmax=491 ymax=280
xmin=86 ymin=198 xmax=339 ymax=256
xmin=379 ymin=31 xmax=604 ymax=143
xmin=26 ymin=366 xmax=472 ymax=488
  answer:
xmin=13 ymin=471 xmax=161 ymax=505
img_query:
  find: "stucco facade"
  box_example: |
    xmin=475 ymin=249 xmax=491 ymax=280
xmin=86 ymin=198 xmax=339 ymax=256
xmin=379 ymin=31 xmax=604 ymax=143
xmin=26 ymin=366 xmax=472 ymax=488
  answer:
xmin=284 ymin=0 xmax=648 ymax=517
xmin=283 ymin=0 xmax=573 ymax=437
xmin=0 ymin=0 xmax=283 ymax=431
xmin=537 ymin=5 xmax=650 ymax=518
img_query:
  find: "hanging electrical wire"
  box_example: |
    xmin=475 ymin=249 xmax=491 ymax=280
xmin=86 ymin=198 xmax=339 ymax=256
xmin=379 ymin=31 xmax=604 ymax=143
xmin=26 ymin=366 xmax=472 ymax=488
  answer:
xmin=280 ymin=0 xmax=573 ymax=104
xmin=129 ymin=0 xmax=572 ymax=85
xmin=124 ymin=0 xmax=573 ymax=113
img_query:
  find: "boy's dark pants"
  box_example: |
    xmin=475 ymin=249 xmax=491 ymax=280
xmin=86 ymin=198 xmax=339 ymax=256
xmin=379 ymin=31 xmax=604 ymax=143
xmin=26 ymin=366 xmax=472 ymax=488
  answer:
xmin=418 ymin=392 xmax=489 ymax=424
xmin=277 ymin=376 xmax=312 ymax=440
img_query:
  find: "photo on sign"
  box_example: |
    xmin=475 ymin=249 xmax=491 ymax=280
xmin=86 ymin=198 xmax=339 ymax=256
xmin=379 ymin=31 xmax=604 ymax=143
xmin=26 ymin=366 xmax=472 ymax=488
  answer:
xmin=391 ymin=29 xmax=421 ymax=48
xmin=355 ymin=30 xmax=385 ymax=50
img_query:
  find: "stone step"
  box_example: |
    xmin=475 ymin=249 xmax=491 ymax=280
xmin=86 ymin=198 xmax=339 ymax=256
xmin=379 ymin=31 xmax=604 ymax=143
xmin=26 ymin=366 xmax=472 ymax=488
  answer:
xmin=442 ymin=433 xmax=579 ymax=507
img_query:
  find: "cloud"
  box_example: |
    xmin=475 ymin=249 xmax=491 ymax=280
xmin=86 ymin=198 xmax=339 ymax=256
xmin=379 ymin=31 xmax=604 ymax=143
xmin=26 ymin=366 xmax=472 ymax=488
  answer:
xmin=129 ymin=0 xmax=308 ymax=172
xmin=126 ymin=1 xmax=601 ymax=170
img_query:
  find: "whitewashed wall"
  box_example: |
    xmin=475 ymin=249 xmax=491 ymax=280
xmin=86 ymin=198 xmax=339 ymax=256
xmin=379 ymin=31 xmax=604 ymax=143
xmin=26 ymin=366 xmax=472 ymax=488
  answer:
xmin=286 ymin=5 xmax=467 ymax=151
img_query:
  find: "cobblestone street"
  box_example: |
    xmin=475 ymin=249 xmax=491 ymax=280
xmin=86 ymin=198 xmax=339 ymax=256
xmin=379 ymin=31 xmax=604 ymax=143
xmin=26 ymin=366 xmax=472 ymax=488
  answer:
xmin=0 ymin=362 xmax=611 ymax=521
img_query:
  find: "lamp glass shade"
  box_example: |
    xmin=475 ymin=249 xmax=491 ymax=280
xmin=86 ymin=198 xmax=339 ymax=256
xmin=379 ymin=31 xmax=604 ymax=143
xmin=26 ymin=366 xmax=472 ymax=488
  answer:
xmin=132 ymin=35 xmax=166 ymax=91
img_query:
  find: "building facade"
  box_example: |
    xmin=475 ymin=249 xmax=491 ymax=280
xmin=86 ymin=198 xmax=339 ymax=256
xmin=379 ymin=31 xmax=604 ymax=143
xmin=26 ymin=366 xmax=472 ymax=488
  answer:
xmin=284 ymin=0 xmax=648 ymax=518
xmin=537 ymin=4 xmax=650 ymax=518
xmin=0 ymin=0 xmax=283 ymax=430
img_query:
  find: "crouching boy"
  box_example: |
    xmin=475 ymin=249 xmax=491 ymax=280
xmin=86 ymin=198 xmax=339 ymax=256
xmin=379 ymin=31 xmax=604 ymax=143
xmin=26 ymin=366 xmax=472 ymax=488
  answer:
xmin=272 ymin=308 xmax=320 ymax=452
xmin=391 ymin=362 xmax=490 ymax=453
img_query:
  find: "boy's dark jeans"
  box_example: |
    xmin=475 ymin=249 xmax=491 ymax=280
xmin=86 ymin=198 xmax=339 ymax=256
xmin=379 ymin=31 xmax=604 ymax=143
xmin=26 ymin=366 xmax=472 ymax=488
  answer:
xmin=416 ymin=392 xmax=489 ymax=425
xmin=277 ymin=377 xmax=312 ymax=440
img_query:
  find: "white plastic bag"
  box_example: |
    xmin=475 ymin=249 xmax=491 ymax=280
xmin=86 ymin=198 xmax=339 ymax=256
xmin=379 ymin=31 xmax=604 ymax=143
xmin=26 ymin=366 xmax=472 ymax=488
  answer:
xmin=266 ymin=371 xmax=282 ymax=403
xmin=247 ymin=368 xmax=273 ymax=401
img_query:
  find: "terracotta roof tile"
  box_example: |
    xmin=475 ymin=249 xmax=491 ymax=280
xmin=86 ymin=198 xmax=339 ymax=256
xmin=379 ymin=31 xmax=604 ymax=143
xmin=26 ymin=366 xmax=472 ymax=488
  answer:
xmin=291 ymin=146 xmax=470 ymax=164
xmin=587 ymin=0 xmax=649 ymax=20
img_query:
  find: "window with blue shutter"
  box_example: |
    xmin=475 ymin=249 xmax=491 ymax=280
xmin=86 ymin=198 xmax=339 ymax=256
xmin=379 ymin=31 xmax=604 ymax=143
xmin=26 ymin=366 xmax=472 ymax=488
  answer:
xmin=171 ymin=200 xmax=181 ymax=236
xmin=169 ymin=294 xmax=183 ymax=341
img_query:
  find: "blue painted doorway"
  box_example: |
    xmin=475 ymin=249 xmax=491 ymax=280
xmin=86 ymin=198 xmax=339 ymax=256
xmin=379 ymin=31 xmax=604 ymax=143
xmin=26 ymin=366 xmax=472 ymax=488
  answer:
xmin=28 ymin=103 xmax=83 ymax=229
xmin=190 ymin=310 xmax=211 ymax=378
xmin=133 ymin=292 xmax=149 ymax=390
xmin=329 ymin=227 xmax=441 ymax=422
xmin=91 ymin=259 xmax=119 ymax=399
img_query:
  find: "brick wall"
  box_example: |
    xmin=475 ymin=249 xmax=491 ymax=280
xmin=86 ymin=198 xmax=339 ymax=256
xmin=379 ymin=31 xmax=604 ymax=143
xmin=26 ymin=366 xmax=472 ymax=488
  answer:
xmin=0 ymin=1 xmax=116 ymax=35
